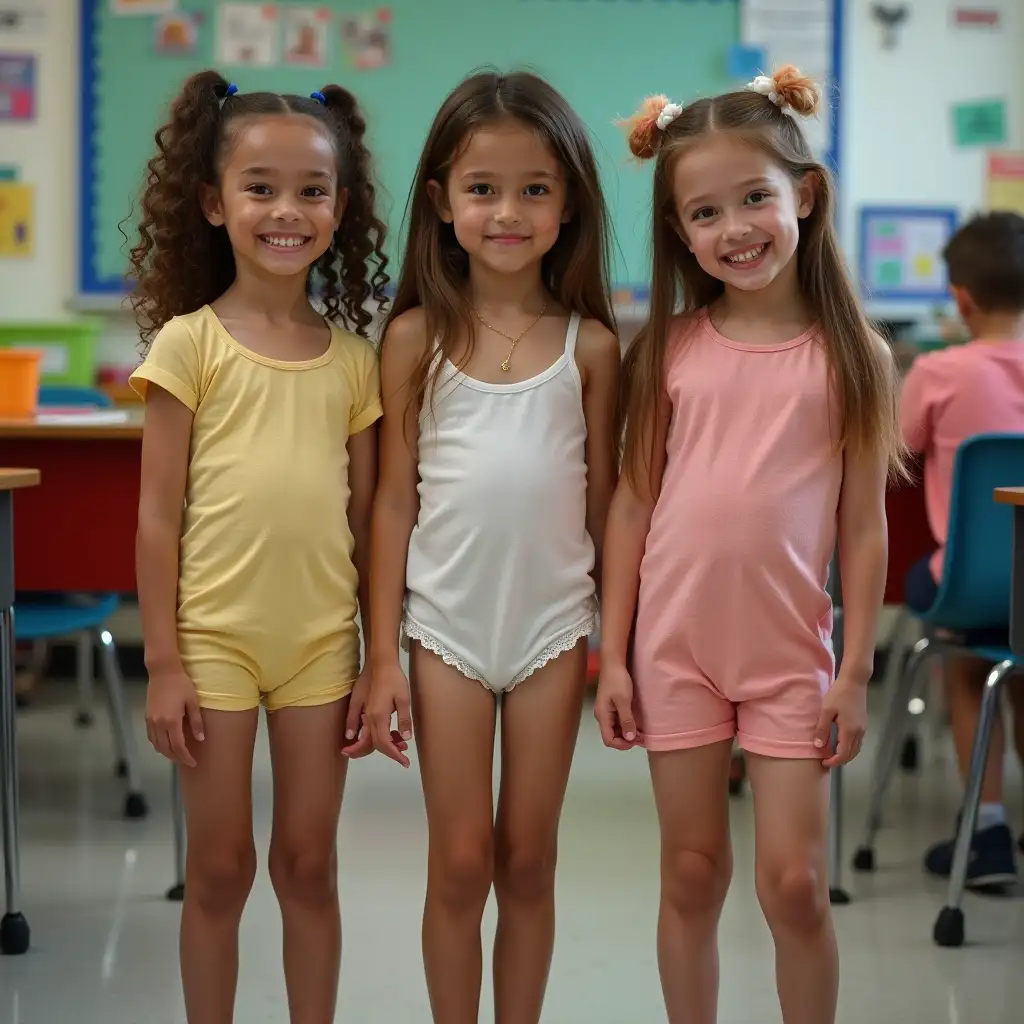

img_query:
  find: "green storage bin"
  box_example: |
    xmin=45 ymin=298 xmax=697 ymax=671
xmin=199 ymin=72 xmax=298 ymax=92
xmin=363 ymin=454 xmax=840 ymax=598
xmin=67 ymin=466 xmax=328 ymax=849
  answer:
xmin=0 ymin=320 xmax=102 ymax=387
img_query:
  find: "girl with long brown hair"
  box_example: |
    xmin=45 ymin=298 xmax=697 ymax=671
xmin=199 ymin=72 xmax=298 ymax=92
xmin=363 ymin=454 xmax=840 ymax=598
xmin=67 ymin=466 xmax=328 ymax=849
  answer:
xmin=367 ymin=70 xmax=619 ymax=1023
xmin=129 ymin=70 xmax=388 ymax=1022
xmin=595 ymin=67 xmax=905 ymax=1023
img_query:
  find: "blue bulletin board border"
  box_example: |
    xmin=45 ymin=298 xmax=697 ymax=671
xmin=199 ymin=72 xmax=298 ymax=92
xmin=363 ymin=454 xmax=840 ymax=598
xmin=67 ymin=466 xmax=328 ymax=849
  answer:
xmin=857 ymin=206 xmax=959 ymax=303
xmin=78 ymin=0 xmax=845 ymax=300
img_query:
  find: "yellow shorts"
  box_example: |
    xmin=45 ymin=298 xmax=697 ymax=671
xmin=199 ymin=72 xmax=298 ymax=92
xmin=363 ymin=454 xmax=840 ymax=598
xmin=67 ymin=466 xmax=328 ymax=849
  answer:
xmin=179 ymin=630 xmax=358 ymax=712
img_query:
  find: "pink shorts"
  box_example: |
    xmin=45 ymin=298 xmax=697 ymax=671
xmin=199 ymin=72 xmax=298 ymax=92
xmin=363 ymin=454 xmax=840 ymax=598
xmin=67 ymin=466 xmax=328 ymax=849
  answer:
xmin=633 ymin=667 xmax=831 ymax=759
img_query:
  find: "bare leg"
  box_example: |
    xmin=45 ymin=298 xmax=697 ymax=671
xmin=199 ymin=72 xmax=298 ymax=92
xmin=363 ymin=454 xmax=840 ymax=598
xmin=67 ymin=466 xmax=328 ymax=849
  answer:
xmin=267 ymin=700 xmax=349 ymax=1024
xmin=493 ymin=641 xmax=587 ymax=1024
xmin=179 ymin=709 xmax=259 ymax=1024
xmin=412 ymin=645 xmax=497 ymax=1024
xmin=746 ymin=754 xmax=836 ymax=1024
xmin=648 ymin=740 xmax=733 ymax=1024
xmin=946 ymin=656 xmax=1004 ymax=804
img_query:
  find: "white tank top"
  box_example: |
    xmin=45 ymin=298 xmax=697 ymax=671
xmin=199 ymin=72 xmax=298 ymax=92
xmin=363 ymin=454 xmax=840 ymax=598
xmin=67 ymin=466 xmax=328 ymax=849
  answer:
xmin=404 ymin=313 xmax=597 ymax=691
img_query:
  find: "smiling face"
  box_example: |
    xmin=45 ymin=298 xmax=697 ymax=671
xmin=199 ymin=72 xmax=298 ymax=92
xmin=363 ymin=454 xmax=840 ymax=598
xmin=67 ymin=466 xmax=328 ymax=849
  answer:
xmin=428 ymin=118 xmax=570 ymax=277
xmin=202 ymin=114 xmax=346 ymax=278
xmin=670 ymin=132 xmax=813 ymax=294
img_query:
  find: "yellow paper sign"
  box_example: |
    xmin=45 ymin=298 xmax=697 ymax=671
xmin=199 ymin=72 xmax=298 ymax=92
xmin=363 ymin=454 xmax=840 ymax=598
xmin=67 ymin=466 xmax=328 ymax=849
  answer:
xmin=987 ymin=152 xmax=1024 ymax=217
xmin=0 ymin=181 xmax=33 ymax=257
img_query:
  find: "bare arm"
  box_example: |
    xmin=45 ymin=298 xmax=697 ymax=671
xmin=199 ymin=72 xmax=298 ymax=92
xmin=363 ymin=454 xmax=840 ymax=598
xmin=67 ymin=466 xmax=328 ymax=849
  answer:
xmin=368 ymin=311 xmax=425 ymax=671
xmin=136 ymin=385 xmax=192 ymax=676
xmin=578 ymin=321 xmax=621 ymax=592
xmin=347 ymin=423 xmax=378 ymax=653
xmin=599 ymin=397 xmax=670 ymax=671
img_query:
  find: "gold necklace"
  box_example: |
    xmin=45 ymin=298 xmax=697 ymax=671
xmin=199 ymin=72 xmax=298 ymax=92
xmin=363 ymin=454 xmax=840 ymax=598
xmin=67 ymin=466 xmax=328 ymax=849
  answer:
xmin=472 ymin=302 xmax=548 ymax=371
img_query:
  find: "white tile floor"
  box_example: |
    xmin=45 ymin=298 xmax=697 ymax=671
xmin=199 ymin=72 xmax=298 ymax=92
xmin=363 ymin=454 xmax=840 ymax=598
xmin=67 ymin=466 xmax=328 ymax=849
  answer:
xmin=2 ymin=685 xmax=1023 ymax=1023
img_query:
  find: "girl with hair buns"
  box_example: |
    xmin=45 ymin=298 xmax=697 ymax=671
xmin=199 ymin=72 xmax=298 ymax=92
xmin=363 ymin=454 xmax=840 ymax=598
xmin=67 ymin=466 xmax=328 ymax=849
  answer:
xmin=596 ymin=66 xmax=905 ymax=1022
xmin=129 ymin=70 xmax=388 ymax=1022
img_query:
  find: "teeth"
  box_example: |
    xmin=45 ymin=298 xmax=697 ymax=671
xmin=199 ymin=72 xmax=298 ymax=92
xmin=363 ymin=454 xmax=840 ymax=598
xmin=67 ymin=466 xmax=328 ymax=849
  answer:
xmin=726 ymin=244 xmax=766 ymax=263
xmin=262 ymin=236 xmax=307 ymax=248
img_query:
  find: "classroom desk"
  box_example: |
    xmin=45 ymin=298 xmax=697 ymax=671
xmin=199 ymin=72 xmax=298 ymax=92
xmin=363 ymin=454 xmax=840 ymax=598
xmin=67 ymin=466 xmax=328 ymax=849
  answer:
xmin=0 ymin=467 xmax=41 ymax=956
xmin=0 ymin=411 xmax=143 ymax=593
xmin=994 ymin=487 xmax=1024 ymax=656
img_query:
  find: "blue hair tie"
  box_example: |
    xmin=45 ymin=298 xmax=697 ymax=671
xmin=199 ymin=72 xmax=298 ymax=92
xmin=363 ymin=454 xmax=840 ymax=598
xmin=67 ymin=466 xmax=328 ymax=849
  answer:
xmin=310 ymin=91 xmax=326 ymax=105
xmin=219 ymin=82 xmax=238 ymax=103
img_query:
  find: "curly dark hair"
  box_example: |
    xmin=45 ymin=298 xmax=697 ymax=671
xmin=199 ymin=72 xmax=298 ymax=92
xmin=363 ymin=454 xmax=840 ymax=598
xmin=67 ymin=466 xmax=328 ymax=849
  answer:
xmin=127 ymin=69 xmax=389 ymax=347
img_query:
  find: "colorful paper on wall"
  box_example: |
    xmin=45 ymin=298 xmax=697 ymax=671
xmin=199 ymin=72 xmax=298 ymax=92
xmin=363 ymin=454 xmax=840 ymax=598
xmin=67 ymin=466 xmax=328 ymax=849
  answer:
xmin=727 ymin=43 xmax=766 ymax=81
xmin=340 ymin=9 xmax=391 ymax=70
xmin=0 ymin=51 xmax=34 ymax=121
xmin=0 ymin=181 xmax=33 ymax=257
xmin=155 ymin=13 xmax=200 ymax=55
xmin=282 ymin=7 xmax=330 ymax=66
xmin=110 ymin=0 xmax=176 ymax=14
xmin=860 ymin=208 xmax=956 ymax=300
xmin=217 ymin=3 xmax=279 ymax=67
xmin=987 ymin=152 xmax=1024 ymax=217
xmin=952 ymin=99 xmax=1006 ymax=147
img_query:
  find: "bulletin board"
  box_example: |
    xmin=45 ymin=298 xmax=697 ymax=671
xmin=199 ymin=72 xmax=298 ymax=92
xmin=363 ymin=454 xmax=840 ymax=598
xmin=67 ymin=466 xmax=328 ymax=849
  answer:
xmin=79 ymin=0 xmax=843 ymax=302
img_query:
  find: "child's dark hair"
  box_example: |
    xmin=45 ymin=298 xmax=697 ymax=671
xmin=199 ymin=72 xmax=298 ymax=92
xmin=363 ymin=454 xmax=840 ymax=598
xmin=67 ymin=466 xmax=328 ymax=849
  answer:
xmin=383 ymin=69 xmax=614 ymax=418
xmin=128 ymin=69 xmax=388 ymax=347
xmin=619 ymin=66 xmax=907 ymax=486
xmin=943 ymin=211 xmax=1024 ymax=314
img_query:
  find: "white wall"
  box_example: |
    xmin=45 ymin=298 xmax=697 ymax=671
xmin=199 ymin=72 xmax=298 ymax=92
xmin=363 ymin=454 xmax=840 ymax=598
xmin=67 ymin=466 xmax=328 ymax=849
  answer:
xmin=2 ymin=0 xmax=1024 ymax=351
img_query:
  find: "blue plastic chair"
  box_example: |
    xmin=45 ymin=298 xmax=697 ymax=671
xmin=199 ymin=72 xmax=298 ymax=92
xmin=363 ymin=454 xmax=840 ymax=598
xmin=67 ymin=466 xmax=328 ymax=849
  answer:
xmin=12 ymin=386 xmax=146 ymax=819
xmin=852 ymin=433 xmax=1024 ymax=948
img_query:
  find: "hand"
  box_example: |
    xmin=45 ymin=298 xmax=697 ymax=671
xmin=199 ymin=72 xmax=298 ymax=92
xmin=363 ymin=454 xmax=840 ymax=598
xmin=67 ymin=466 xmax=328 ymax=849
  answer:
xmin=594 ymin=661 xmax=638 ymax=750
xmin=813 ymin=675 xmax=867 ymax=768
xmin=341 ymin=667 xmax=375 ymax=758
xmin=367 ymin=662 xmax=414 ymax=768
xmin=146 ymin=667 xmax=204 ymax=767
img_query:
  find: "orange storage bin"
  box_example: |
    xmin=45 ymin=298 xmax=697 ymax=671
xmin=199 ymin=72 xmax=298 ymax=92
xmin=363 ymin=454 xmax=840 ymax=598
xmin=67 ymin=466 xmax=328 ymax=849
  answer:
xmin=0 ymin=348 xmax=41 ymax=417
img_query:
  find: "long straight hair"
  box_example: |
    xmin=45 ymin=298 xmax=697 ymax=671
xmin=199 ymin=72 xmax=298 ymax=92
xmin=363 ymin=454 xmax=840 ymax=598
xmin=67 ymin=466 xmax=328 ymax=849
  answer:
xmin=383 ymin=70 xmax=615 ymax=420
xmin=620 ymin=69 xmax=907 ymax=488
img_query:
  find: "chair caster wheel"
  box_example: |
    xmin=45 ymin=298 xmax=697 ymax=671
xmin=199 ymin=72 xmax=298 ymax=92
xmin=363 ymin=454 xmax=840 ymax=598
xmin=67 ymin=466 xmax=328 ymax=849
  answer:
xmin=1 ymin=912 xmax=30 ymax=955
xmin=933 ymin=906 xmax=964 ymax=948
xmin=829 ymin=886 xmax=851 ymax=906
xmin=115 ymin=759 xmax=128 ymax=778
xmin=899 ymin=735 xmax=919 ymax=772
xmin=75 ymin=710 xmax=94 ymax=727
xmin=166 ymin=883 xmax=185 ymax=902
xmin=124 ymin=792 xmax=149 ymax=819
xmin=852 ymin=846 xmax=876 ymax=872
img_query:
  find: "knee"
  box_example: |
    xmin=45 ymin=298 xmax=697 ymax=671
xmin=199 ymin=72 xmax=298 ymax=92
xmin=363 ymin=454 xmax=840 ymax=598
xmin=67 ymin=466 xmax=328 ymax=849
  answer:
xmin=269 ymin=839 xmax=338 ymax=909
xmin=661 ymin=846 xmax=731 ymax=916
xmin=493 ymin=837 xmax=557 ymax=905
xmin=430 ymin=835 xmax=493 ymax=913
xmin=757 ymin=864 xmax=828 ymax=933
xmin=188 ymin=842 xmax=257 ymax=917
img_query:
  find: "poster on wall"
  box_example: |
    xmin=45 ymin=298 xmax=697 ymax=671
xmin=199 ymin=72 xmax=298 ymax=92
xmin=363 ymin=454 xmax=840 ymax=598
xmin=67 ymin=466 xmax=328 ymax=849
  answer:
xmin=0 ymin=51 xmax=33 ymax=121
xmin=952 ymin=98 xmax=1007 ymax=147
xmin=282 ymin=7 xmax=330 ymax=66
xmin=859 ymin=207 xmax=958 ymax=302
xmin=217 ymin=3 xmax=279 ymax=67
xmin=110 ymin=0 xmax=176 ymax=15
xmin=0 ymin=180 xmax=33 ymax=257
xmin=340 ymin=9 xmax=391 ymax=70
xmin=155 ymin=12 xmax=200 ymax=55
xmin=987 ymin=152 xmax=1024 ymax=217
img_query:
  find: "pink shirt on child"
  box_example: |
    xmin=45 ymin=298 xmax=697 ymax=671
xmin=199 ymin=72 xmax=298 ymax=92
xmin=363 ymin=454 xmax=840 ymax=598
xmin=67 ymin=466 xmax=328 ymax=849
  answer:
xmin=900 ymin=340 xmax=1024 ymax=582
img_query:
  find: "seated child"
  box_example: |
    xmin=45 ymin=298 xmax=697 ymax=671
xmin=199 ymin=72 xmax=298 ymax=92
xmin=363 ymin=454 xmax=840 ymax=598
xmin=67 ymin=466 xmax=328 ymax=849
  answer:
xmin=900 ymin=211 xmax=1024 ymax=889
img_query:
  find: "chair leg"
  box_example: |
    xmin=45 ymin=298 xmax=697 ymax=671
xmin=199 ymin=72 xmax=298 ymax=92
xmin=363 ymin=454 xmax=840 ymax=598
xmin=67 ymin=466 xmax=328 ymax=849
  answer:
xmin=933 ymin=660 xmax=1016 ymax=948
xmin=75 ymin=631 xmax=95 ymax=728
xmin=93 ymin=628 xmax=148 ymax=820
xmin=167 ymin=766 xmax=186 ymax=902
xmin=828 ymin=764 xmax=849 ymax=904
xmin=852 ymin=636 xmax=932 ymax=872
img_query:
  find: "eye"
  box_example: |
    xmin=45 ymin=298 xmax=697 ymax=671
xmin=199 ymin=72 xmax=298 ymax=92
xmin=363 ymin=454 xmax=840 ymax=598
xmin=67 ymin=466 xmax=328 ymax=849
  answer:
xmin=691 ymin=207 xmax=715 ymax=222
xmin=246 ymin=184 xmax=272 ymax=196
xmin=524 ymin=184 xmax=549 ymax=197
xmin=745 ymin=190 xmax=771 ymax=205
xmin=302 ymin=186 xmax=329 ymax=198
xmin=468 ymin=184 xmax=494 ymax=196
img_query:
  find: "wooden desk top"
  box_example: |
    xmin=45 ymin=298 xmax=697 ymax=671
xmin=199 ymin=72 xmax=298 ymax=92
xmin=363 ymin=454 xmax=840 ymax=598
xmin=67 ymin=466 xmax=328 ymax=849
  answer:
xmin=995 ymin=487 xmax=1024 ymax=507
xmin=0 ymin=408 xmax=144 ymax=440
xmin=0 ymin=468 xmax=40 ymax=491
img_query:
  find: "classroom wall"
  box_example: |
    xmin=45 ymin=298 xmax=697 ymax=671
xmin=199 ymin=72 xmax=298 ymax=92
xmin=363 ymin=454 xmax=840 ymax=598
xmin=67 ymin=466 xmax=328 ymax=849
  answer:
xmin=2 ymin=1 xmax=1024 ymax=348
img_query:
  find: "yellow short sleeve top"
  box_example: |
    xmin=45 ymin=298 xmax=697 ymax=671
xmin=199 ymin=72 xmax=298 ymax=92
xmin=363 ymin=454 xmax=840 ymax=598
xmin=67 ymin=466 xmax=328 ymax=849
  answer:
xmin=129 ymin=306 xmax=381 ymax=681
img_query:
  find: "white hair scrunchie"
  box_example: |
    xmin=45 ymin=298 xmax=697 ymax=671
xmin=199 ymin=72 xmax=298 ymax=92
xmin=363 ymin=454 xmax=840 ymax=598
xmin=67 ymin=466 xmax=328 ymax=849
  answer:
xmin=656 ymin=101 xmax=683 ymax=131
xmin=746 ymin=74 xmax=795 ymax=117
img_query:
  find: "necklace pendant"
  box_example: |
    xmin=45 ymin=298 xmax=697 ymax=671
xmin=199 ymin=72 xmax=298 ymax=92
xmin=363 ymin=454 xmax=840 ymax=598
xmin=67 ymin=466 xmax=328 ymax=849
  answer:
xmin=501 ymin=359 xmax=511 ymax=372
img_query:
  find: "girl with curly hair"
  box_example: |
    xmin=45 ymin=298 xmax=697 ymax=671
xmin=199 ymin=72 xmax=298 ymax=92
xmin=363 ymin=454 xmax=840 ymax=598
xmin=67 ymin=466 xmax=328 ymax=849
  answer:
xmin=128 ymin=69 xmax=389 ymax=1023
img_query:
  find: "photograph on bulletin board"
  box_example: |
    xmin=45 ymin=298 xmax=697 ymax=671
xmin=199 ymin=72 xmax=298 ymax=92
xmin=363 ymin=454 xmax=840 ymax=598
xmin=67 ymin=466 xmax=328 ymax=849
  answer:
xmin=217 ymin=3 xmax=280 ymax=67
xmin=340 ymin=8 xmax=392 ymax=70
xmin=283 ymin=7 xmax=332 ymax=66
xmin=154 ymin=13 xmax=201 ymax=56
xmin=858 ymin=207 xmax=958 ymax=302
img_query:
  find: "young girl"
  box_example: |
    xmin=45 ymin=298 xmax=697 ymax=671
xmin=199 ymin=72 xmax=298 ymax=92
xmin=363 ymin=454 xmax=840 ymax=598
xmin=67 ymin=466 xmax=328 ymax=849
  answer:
xmin=596 ymin=67 xmax=905 ymax=1024
xmin=129 ymin=70 xmax=388 ymax=1023
xmin=367 ymin=71 xmax=620 ymax=1023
